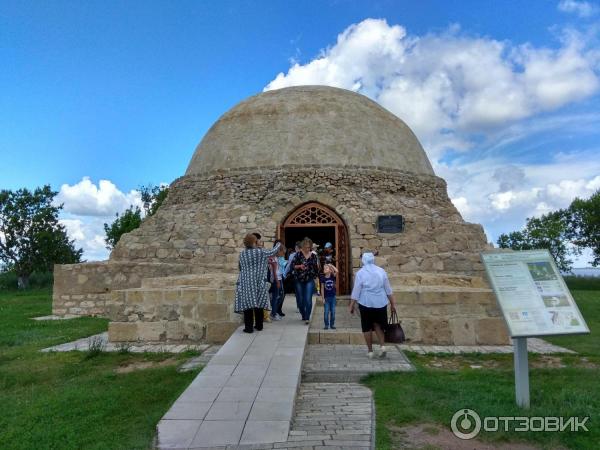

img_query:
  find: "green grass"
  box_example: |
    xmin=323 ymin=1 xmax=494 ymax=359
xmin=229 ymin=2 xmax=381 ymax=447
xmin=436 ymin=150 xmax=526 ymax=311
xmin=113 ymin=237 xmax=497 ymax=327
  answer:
xmin=0 ymin=288 xmax=200 ymax=450
xmin=365 ymin=288 xmax=600 ymax=450
xmin=543 ymin=290 xmax=600 ymax=356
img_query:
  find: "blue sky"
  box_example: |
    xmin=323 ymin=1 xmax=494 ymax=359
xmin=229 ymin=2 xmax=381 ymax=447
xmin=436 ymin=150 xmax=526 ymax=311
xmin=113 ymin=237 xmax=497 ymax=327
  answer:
xmin=1 ymin=0 xmax=600 ymax=264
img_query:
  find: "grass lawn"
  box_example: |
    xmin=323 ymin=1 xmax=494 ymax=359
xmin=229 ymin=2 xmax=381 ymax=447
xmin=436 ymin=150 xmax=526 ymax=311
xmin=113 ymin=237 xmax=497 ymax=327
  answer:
xmin=365 ymin=288 xmax=600 ymax=450
xmin=0 ymin=288 xmax=200 ymax=450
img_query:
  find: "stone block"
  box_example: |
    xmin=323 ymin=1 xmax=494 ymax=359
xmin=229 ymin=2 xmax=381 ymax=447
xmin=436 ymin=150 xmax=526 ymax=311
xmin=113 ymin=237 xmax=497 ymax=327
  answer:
xmin=449 ymin=318 xmax=477 ymax=345
xmin=420 ymin=318 xmax=452 ymax=345
xmin=356 ymin=223 xmax=374 ymax=234
xmin=217 ymin=289 xmax=235 ymax=303
xmin=137 ymin=322 xmax=167 ymax=341
xmin=399 ymin=318 xmax=421 ymax=342
xmin=307 ymin=332 xmax=320 ymax=344
xmin=348 ymin=332 xmax=366 ymax=345
xmin=196 ymin=303 xmax=228 ymax=322
xmin=165 ymin=321 xmax=185 ymax=340
xmin=108 ymin=322 xmax=138 ymax=342
xmin=475 ymin=318 xmax=510 ymax=345
xmin=199 ymin=289 xmax=218 ymax=304
xmin=205 ymin=321 xmax=239 ymax=343
xmin=320 ymin=332 xmax=350 ymax=344
xmin=396 ymin=291 xmax=418 ymax=304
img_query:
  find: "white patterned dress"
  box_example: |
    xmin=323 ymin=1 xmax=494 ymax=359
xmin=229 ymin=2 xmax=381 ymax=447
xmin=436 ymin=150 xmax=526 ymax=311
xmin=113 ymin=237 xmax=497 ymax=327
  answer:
xmin=234 ymin=243 xmax=281 ymax=313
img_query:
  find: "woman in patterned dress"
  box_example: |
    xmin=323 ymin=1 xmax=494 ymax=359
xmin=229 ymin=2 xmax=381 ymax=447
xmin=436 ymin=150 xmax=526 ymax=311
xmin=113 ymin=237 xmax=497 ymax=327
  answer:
xmin=235 ymin=233 xmax=282 ymax=333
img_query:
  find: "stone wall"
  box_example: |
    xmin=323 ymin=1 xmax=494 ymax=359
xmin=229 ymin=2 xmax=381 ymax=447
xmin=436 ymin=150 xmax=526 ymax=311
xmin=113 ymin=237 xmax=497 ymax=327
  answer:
xmin=110 ymin=165 xmax=490 ymax=276
xmin=52 ymin=261 xmax=192 ymax=317
xmin=106 ymin=284 xmax=241 ymax=344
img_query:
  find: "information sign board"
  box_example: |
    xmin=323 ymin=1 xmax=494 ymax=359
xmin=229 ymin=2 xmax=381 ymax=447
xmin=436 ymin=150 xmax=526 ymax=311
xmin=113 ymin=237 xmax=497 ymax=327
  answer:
xmin=481 ymin=250 xmax=589 ymax=338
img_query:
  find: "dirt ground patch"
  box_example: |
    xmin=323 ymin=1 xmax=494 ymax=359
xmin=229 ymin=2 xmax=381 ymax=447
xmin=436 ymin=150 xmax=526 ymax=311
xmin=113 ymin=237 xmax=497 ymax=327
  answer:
xmin=114 ymin=357 xmax=179 ymax=374
xmin=388 ymin=423 xmax=543 ymax=450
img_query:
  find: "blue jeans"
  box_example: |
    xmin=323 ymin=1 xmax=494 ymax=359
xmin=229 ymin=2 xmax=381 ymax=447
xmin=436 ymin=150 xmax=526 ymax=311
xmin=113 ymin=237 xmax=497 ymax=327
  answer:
xmin=294 ymin=279 xmax=315 ymax=321
xmin=270 ymin=281 xmax=283 ymax=316
xmin=323 ymin=296 xmax=336 ymax=328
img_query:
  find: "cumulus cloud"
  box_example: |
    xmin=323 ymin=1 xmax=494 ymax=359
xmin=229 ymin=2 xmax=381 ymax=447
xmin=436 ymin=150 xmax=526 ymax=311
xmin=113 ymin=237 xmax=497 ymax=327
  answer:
xmin=266 ymin=18 xmax=600 ymax=267
xmin=265 ymin=18 xmax=600 ymax=159
xmin=54 ymin=177 xmax=164 ymax=261
xmin=558 ymin=0 xmax=598 ymax=18
xmin=55 ymin=176 xmax=142 ymax=216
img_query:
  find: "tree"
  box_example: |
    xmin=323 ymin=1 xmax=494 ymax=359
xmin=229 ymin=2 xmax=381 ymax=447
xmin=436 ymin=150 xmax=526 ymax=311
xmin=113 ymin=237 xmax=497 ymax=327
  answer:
xmin=140 ymin=184 xmax=169 ymax=217
xmin=568 ymin=189 xmax=600 ymax=266
xmin=103 ymin=184 xmax=169 ymax=250
xmin=0 ymin=185 xmax=83 ymax=289
xmin=497 ymin=210 xmax=574 ymax=272
xmin=103 ymin=206 xmax=142 ymax=250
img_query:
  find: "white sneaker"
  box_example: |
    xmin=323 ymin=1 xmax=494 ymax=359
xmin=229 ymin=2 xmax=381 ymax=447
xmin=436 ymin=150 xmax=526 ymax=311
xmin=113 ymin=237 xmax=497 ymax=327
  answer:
xmin=272 ymin=315 xmax=282 ymax=321
xmin=367 ymin=351 xmax=374 ymax=359
xmin=379 ymin=346 xmax=387 ymax=358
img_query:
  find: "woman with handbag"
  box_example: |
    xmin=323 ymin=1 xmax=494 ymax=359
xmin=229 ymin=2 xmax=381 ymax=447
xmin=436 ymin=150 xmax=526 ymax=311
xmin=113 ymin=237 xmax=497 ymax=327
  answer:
xmin=348 ymin=252 xmax=397 ymax=358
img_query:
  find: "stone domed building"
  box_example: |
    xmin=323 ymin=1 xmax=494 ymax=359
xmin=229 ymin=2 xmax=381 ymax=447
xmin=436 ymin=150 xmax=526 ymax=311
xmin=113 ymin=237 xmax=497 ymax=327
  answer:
xmin=53 ymin=86 xmax=509 ymax=345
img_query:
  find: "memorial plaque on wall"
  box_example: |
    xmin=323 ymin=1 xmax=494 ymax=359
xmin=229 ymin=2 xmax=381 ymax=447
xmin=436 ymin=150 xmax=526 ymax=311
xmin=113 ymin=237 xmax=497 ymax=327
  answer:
xmin=481 ymin=249 xmax=590 ymax=338
xmin=377 ymin=215 xmax=404 ymax=233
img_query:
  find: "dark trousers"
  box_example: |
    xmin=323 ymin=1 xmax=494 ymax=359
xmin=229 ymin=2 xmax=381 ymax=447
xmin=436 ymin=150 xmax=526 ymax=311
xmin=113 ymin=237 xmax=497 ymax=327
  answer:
xmin=243 ymin=308 xmax=264 ymax=331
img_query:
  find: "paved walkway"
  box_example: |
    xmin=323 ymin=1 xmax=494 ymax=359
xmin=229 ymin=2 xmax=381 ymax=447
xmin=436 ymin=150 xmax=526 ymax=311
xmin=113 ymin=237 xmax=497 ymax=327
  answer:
xmin=155 ymin=301 xmax=309 ymax=449
xmin=41 ymin=331 xmax=209 ymax=354
xmin=398 ymin=337 xmax=575 ymax=354
xmin=303 ymin=344 xmax=414 ymax=382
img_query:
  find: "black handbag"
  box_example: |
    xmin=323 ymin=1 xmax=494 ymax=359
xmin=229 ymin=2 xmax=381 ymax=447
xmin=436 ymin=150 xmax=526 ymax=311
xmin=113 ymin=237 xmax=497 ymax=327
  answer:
xmin=385 ymin=310 xmax=406 ymax=343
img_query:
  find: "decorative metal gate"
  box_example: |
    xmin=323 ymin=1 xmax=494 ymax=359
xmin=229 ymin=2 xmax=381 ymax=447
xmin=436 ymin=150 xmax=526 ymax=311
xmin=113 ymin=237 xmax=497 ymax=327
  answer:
xmin=279 ymin=202 xmax=350 ymax=294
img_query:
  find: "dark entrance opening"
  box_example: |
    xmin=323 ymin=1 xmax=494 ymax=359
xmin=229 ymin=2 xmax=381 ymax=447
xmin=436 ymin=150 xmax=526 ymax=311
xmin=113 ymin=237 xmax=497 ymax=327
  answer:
xmin=278 ymin=202 xmax=350 ymax=295
xmin=283 ymin=226 xmax=336 ymax=257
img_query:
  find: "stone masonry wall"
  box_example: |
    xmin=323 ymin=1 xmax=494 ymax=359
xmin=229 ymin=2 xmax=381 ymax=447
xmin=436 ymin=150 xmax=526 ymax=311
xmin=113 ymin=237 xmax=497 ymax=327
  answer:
xmin=111 ymin=165 xmax=490 ymax=276
xmin=52 ymin=261 xmax=192 ymax=317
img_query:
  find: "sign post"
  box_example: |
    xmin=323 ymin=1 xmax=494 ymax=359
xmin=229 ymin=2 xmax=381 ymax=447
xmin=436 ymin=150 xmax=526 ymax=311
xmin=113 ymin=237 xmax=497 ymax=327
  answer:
xmin=481 ymin=250 xmax=589 ymax=408
xmin=513 ymin=337 xmax=530 ymax=409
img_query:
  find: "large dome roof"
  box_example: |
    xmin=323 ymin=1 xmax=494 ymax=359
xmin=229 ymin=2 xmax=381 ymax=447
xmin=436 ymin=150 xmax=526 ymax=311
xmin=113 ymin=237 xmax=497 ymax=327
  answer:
xmin=185 ymin=86 xmax=434 ymax=176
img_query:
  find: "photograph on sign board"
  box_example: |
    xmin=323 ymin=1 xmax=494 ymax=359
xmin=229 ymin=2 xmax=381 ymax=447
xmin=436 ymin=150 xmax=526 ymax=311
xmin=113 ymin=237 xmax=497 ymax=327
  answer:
xmin=526 ymin=262 xmax=557 ymax=281
xmin=542 ymin=295 xmax=570 ymax=308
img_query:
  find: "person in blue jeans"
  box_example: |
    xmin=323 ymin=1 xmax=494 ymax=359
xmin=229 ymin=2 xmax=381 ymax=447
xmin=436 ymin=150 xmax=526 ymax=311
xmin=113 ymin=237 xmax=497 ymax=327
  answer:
xmin=320 ymin=264 xmax=338 ymax=329
xmin=292 ymin=237 xmax=319 ymax=324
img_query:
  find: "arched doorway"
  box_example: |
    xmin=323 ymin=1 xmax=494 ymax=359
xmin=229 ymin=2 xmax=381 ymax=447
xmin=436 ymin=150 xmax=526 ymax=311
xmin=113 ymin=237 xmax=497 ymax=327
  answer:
xmin=278 ymin=202 xmax=350 ymax=294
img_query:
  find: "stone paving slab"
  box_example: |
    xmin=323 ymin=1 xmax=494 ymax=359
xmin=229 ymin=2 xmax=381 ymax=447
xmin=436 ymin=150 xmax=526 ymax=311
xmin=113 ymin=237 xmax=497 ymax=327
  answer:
xmin=31 ymin=314 xmax=78 ymax=320
xmin=156 ymin=301 xmax=309 ymax=449
xmin=183 ymin=382 xmax=373 ymax=450
xmin=302 ymin=344 xmax=414 ymax=382
xmin=40 ymin=332 xmax=209 ymax=354
xmin=399 ymin=337 xmax=575 ymax=354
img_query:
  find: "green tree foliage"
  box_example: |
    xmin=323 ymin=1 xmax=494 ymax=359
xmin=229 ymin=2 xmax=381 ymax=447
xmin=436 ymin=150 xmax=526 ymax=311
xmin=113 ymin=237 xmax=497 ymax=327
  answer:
xmin=498 ymin=210 xmax=573 ymax=272
xmin=498 ymin=189 xmax=600 ymax=272
xmin=0 ymin=185 xmax=83 ymax=288
xmin=103 ymin=184 xmax=169 ymax=250
xmin=140 ymin=184 xmax=169 ymax=217
xmin=567 ymin=189 xmax=600 ymax=266
xmin=103 ymin=206 xmax=142 ymax=250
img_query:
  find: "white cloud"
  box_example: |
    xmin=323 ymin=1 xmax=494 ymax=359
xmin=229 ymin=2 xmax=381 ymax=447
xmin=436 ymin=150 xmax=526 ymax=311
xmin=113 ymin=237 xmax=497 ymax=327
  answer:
xmin=53 ymin=177 xmax=154 ymax=261
xmin=265 ymin=18 xmax=600 ymax=159
xmin=55 ymin=176 xmax=142 ymax=217
xmin=558 ymin=0 xmax=598 ymax=18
